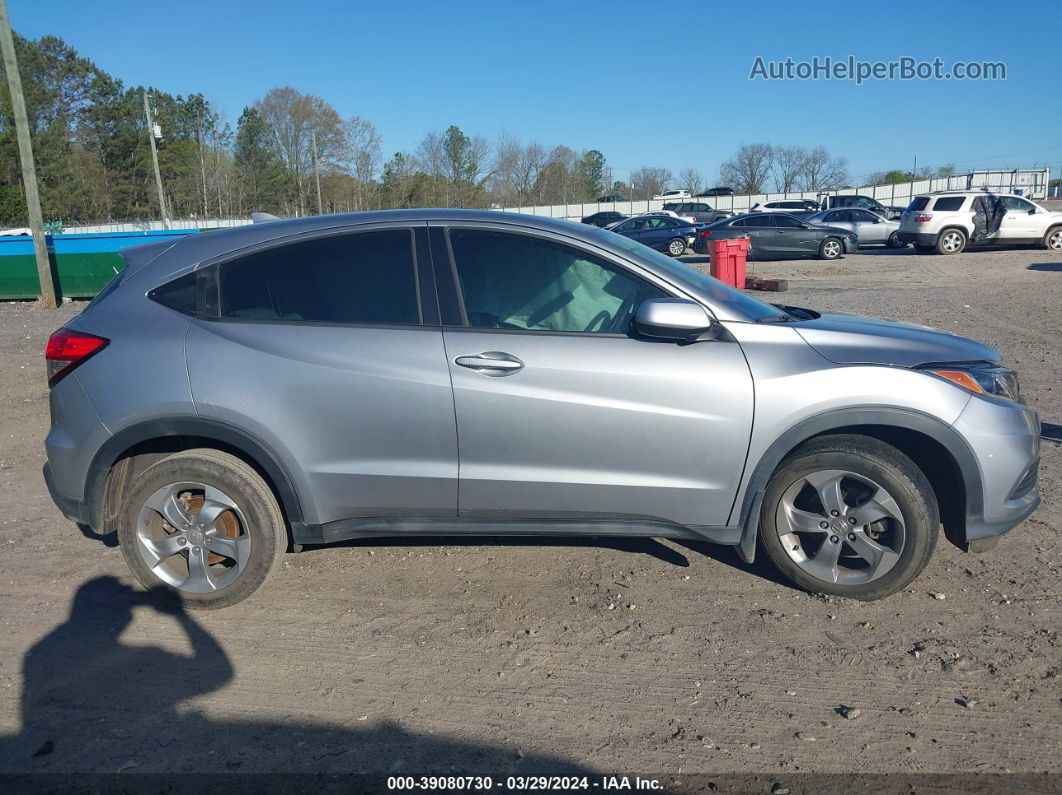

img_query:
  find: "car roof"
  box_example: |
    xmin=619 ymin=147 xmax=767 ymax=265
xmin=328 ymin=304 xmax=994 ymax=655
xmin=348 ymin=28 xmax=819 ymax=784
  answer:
xmin=123 ymin=209 xmax=696 ymax=281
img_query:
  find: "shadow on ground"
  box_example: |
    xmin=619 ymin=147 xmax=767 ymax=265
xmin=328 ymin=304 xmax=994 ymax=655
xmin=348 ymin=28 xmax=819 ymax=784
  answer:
xmin=0 ymin=577 xmax=597 ymax=776
xmin=1042 ymin=422 xmax=1062 ymax=443
xmin=1029 ymin=262 xmax=1062 ymax=272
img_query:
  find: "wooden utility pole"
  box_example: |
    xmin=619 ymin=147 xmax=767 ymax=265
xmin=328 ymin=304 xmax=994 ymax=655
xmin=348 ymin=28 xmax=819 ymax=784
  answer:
xmin=0 ymin=0 xmax=59 ymax=307
xmin=142 ymin=90 xmax=169 ymax=229
xmin=311 ymin=130 xmax=323 ymax=214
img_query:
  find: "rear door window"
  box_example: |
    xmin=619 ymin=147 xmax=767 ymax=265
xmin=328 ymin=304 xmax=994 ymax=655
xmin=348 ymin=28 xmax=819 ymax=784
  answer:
xmin=219 ymin=229 xmax=420 ymax=324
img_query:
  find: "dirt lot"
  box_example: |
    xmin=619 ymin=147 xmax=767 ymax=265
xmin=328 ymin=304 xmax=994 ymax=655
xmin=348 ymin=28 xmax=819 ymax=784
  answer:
xmin=0 ymin=245 xmax=1059 ymax=786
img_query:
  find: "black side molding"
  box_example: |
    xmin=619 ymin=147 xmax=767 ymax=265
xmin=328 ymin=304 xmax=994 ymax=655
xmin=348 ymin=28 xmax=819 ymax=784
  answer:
xmin=83 ymin=417 xmax=305 ymax=531
xmin=731 ymin=406 xmax=985 ymax=563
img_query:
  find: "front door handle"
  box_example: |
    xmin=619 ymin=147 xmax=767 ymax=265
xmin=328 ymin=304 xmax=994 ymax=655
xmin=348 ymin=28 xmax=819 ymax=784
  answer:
xmin=454 ymin=351 xmax=524 ymax=376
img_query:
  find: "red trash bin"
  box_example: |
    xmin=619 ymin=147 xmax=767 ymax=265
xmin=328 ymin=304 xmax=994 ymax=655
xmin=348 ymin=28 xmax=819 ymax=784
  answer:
xmin=709 ymin=236 xmax=750 ymax=288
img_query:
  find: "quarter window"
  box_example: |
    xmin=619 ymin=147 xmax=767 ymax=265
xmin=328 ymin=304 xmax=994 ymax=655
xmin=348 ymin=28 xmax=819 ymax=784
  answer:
xmin=219 ymin=230 xmax=420 ymax=324
xmin=448 ymin=229 xmax=666 ymax=334
xmin=931 ymin=197 xmax=966 ymax=212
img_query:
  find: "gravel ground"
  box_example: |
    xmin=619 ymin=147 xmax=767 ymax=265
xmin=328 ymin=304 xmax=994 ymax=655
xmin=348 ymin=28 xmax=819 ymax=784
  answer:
xmin=0 ymin=244 xmax=1059 ymax=786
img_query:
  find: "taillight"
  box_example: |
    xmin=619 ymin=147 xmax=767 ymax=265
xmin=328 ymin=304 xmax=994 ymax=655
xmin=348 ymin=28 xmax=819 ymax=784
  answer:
xmin=914 ymin=214 xmax=933 ymax=223
xmin=699 ymin=230 xmax=713 ymax=238
xmin=45 ymin=328 xmax=108 ymax=387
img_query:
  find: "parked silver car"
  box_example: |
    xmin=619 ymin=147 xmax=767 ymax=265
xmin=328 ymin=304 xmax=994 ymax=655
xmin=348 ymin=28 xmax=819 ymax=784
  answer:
xmin=44 ymin=210 xmax=1040 ymax=608
xmin=805 ymin=208 xmax=906 ymax=248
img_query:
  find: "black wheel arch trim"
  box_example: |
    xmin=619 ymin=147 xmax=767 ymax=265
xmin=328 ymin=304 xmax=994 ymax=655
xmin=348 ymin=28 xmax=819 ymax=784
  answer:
xmin=83 ymin=417 xmax=305 ymax=531
xmin=732 ymin=406 xmax=983 ymax=563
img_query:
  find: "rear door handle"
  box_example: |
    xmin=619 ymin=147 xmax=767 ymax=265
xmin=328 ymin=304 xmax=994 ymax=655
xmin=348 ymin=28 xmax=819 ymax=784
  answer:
xmin=454 ymin=352 xmax=524 ymax=376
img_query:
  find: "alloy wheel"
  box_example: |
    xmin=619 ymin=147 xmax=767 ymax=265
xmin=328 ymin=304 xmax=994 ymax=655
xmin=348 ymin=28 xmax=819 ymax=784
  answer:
xmin=823 ymin=240 xmax=841 ymax=258
xmin=135 ymin=481 xmax=251 ymax=593
xmin=941 ymin=231 xmax=964 ymax=252
xmin=668 ymin=239 xmax=685 ymax=256
xmin=774 ymin=469 xmax=905 ymax=585
xmin=1049 ymin=229 xmax=1062 ymax=250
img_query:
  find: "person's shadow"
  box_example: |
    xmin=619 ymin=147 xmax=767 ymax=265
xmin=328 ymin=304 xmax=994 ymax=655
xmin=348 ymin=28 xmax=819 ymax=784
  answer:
xmin=1 ymin=576 xmax=596 ymax=776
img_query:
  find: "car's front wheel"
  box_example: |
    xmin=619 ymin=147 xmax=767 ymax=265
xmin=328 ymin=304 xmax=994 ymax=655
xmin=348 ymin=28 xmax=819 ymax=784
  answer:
xmin=117 ymin=449 xmax=287 ymax=609
xmin=886 ymin=231 xmax=906 ymax=248
xmin=667 ymin=237 xmax=687 ymax=257
xmin=758 ymin=434 xmax=939 ymax=600
xmin=1043 ymin=226 xmax=1062 ymax=250
xmin=818 ymin=237 xmax=843 ymax=260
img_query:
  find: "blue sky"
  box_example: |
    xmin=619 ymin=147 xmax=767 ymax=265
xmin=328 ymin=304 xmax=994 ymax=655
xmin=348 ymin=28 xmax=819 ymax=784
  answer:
xmin=10 ymin=0 xmax=1062 ymax=186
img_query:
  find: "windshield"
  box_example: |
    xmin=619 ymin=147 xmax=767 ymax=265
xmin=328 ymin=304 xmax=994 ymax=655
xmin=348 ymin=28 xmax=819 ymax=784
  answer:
xmin=587 ymin=227 xmax=789 ymax=322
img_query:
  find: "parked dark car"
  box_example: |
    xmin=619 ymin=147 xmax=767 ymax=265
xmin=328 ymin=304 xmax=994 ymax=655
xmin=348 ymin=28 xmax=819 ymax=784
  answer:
xmin=596 ymin=194 xmax=627 ymax=203
xmin=700 ymin=187 xmax=735 ymax=197
xmin=693 ymin=212 xmax=857 ymax=260
xmin=662 ymin=201 xmax=732 ymax=224
xmin=609 ymin=215 xmax=701 ymax=256
xmin=581 ymin=211 xmax=627 ymax=228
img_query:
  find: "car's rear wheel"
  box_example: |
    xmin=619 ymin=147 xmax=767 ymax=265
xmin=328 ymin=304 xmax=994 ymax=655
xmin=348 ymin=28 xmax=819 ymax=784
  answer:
xmin=935 ymin=228 xmax=966 ymax=255
xmin=818 ymin=237 xmax=843 ymax=260
xmin=667 ymin=237 xmax=686 ymax=257
xmin=758 ymin=434 xmax=939 ymax=600
xmin=117 ymin=449 xmax=286 ymax=609
xmin=1043 ymin=226 xmax=1062 ymax=250
xmin=886 ymin=231 xmax=906 ymax=248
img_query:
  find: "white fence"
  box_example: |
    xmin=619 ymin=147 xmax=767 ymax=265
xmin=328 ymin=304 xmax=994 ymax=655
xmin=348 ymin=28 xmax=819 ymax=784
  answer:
xmin=54 ymin=169 xmax=1051 ymax=234
xmin=495 ymin=169 xmax=1052 ymax=220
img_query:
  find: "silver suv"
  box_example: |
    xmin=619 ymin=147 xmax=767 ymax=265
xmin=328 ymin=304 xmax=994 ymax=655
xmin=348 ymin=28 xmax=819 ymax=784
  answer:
xmin=898 ymin=191 xmax=1062 ymax=254
xmin=44 ymin=210 xmax=1041 ymax=608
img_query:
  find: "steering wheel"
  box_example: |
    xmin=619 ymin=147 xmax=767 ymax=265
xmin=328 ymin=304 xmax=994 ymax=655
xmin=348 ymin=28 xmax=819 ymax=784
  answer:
xmin=584 ymin=310 xmax=612 ymax=333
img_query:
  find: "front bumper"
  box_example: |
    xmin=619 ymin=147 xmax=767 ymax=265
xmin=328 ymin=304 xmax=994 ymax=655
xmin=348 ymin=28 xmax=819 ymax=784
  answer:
xmin=952 ymin=395 xmax=1041 ymax=544
xmin=897 ymin=231 xmax=937 ymax=246
xmin=842 ymin=237 xmax=857 ymax=253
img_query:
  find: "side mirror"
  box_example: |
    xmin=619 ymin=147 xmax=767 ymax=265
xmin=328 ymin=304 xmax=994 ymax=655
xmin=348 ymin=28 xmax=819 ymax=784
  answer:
xmin=633 ymin=298 xmax=715 ymax=342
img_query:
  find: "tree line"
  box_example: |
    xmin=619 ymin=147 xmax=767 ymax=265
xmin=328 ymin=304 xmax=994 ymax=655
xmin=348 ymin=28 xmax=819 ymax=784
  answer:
xmin=2 ymin=33 xmax=941 ymax=228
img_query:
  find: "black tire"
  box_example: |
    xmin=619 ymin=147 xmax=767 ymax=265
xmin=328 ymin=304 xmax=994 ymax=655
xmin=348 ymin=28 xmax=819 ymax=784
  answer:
xmin=1043 ymin=225 xmax=1062 ymax=251
xmin=818 ymin=237 xmax=843 ymax=260
xmin=117 ymin=449 xmax=287 ymax=609
xmin=758 ymin=434 xmax=939 ymax=601
xmin=935 ymin=228 xmax=966 ymax=255
xmin=913 ymin=243 xmax=934 ymax=254
xmin=666 ymin=237 xmax=686 ymax=257
xmin=886 ymin=231 xmax=906 ymax=248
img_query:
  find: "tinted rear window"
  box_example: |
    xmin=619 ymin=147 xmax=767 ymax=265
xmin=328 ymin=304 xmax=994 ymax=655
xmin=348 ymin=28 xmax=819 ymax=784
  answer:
xmin=219 ymin=230 xmax=420 ymax=324
xmin=907 ymin=197 xmax=930 ymax=211
xmin=931 ymin=197 xmax=966 ymax=212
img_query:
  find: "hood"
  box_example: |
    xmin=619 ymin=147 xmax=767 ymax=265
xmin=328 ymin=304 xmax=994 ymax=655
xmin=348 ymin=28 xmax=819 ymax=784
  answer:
xmin=790 ymin=310 xmax=1001 ymax=367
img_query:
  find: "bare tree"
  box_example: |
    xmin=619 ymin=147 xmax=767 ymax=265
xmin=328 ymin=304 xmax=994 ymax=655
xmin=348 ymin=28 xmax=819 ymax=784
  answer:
xmin=799 ymin=147 xmax=848 ymax=191
xmin=255 ymin=86 xmax=343 ymax=214
xmin=496 ymin=137 xmax=547 ymax=206
xmin=629 ymin=166 xmax=672 ymax=200
xmin=677 ymin=168 xmax=705 ymax=196
xmin=718 ymin=144 xmax=773 ymax=194
xmin=342 ymin=116 xmax=381 ymax=210
xmin=534 ymin=145 xmax=577 ymax=205
xmin=415 ymin=130 xmax=446 ymax=206
xmin=772 ymin=145 xmax=806 ymax=193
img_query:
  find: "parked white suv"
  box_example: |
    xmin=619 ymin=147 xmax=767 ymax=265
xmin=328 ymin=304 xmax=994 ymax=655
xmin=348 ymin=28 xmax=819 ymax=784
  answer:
xmin=653 ymin=189 xmax=692 ymax=201
xmin=898 ymin=191 xmax=1062 ymax=254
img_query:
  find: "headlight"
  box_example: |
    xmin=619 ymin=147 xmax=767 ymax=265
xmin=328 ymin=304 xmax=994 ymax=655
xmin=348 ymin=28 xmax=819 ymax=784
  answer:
xmin=924 ymin=364 xmax=1021 ymax=401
